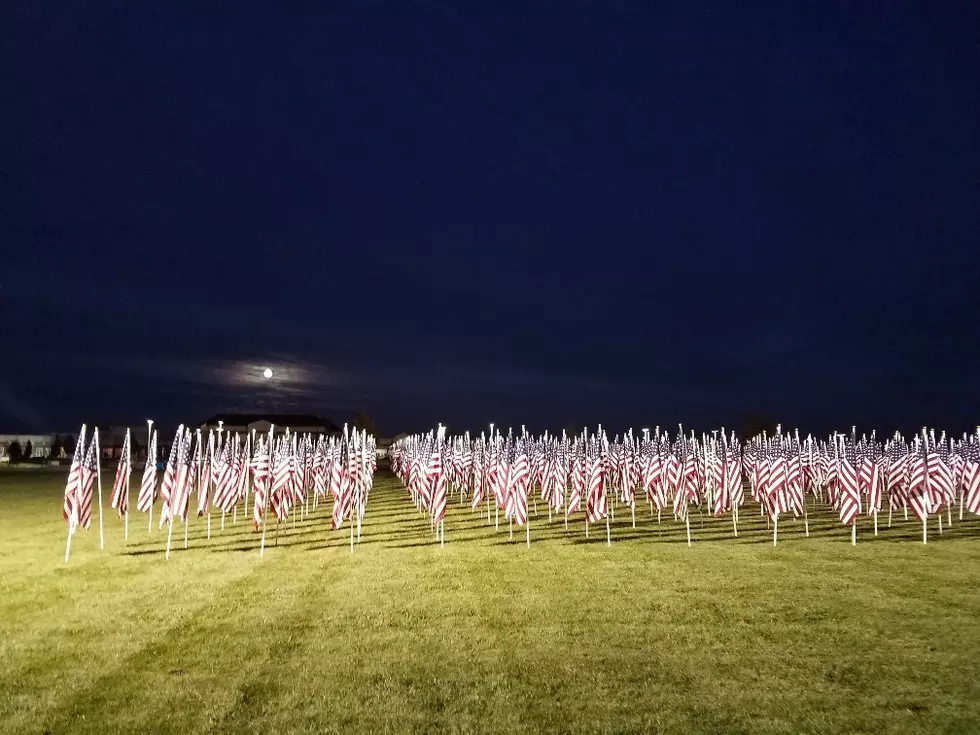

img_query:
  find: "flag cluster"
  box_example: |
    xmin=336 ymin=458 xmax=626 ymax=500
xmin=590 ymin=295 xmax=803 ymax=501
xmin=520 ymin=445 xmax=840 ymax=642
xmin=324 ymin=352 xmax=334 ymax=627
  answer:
xmin=61 ymin=421 xmax=377 ymax=560
xmin=391 ymin=424 xmax=980 ymax=546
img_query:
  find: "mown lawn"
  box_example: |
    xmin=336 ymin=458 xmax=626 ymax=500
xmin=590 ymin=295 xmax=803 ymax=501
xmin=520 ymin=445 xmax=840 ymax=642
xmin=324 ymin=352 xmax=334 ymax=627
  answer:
xmin=2 ymin=466 xmax=980 ymax=734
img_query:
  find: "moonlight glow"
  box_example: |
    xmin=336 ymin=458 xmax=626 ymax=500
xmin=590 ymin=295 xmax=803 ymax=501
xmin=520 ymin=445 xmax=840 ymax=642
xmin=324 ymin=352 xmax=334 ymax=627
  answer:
xmin=263 ymin=367 xmax=273 ymax=379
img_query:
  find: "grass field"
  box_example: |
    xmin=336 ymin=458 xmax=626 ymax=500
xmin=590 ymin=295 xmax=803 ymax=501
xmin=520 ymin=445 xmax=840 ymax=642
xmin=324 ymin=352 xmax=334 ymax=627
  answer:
xmin=3 ymin=466 xmax=980 ymax=734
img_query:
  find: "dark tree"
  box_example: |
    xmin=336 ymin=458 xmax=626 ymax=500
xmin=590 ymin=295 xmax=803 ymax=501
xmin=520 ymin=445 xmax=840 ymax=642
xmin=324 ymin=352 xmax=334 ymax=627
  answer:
xmin=8 ymin=441 xmax=22 ymax=464
xmin=353 ymin=411 xmax=376 ymax=437
xmin=49 ymin=435 xmax=64 ymax=459
xmin=131 ymin=437 xmax=141 ymax=459
xmin=64 ymin=435 xmax=76 ymax=456
xmin=24 ymin=440 xmax=33 ymax=460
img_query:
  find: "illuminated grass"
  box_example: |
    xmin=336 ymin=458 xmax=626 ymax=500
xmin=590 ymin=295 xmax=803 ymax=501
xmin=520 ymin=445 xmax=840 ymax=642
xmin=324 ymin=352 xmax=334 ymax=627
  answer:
xmin=2 ymin=466 xmax=980 ymax=733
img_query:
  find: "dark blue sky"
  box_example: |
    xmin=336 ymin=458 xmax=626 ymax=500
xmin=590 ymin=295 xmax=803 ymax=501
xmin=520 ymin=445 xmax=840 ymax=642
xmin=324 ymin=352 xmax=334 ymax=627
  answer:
xmin=3 ymin=2 xmax=979 ymax=436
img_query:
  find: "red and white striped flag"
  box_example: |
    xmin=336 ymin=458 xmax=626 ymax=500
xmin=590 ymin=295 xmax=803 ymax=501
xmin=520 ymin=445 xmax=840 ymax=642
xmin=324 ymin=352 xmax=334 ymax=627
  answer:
xmin=158 ymin=427 xmax=184 ymax=529
xmin=173 ymin=429 xmax=195 ymax=524
xmin=837 ymin=451 xmax=861 ymax=526
xmin=504 ymin=450 xmax=529 ymax=526
xmin=251 ymin=437 xmax=271 ymax=530
xmin=429 ymin=445 xmax=448 ymax=527
xmin=197 ymin=430 xmax=213 ymax=517
xmin=76 ymin=432 xmax=100 ymax=532
xmin=137 ymin=430 xmax=157 ymax=514
xmin=585 ymin=453 xmax=606 ymax=523
xmin=63 ymin=426 xmax=87 ymax=533
xmin=109 ymin=429 xmax=131 ymax=516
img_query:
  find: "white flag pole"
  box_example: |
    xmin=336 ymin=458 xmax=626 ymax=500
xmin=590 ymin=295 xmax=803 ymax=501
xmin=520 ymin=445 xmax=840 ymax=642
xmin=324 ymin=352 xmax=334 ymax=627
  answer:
xmin=246 ymin=428 xmax=256 ymax=518
xmin=124 ymin=427 xmax=131 ymax=542
xmin=64 ymin=425 xmax=85 ymax=563
xmin=95 ymin=428 xmax=105 ymax=551
xmin=146 ymin=420 xmax=154 ymax=532
xmin=921 ymin=429 xmax=929 ymax=545
xmin=165 ymin=437 xmax=176 ymax=559
xmin=260 ymin=426 xmax=274 ymax=557
xmin=186 ymin=428 xmax=198 ymax=549
xmin=165 ymin=516 xmax=174 ymax=560
xmin=359 ymin=429 xmax=367 ymax=542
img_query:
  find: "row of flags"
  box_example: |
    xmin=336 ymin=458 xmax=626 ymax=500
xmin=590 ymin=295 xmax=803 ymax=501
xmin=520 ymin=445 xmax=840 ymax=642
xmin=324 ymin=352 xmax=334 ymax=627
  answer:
xmin=62 ymin=423 xmax=377 ymax=562
xmin=391 ymin=424 xmax=980 ymax=546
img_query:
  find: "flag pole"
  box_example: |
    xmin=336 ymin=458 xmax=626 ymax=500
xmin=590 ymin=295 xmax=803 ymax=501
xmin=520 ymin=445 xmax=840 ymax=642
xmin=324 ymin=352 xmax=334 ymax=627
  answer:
xmin=147 ymin=420 xmax=154 ymax=532
xmin=64 ymin=425 xmax=85 ymax=563
xmin=723 ymin=431 xmax=737 ymax=538
xmin=211 ymin=424 xmax=221 ymax=538
xmin=165 ymin=463 xmax=175 ymax=563
xmin=960 ymin=436 xmax=967 ymax=521
xmin=921 ymin=428 xmax=929 ymax=545
xmin=95 ymin=428 xmax=105 ymax=550
xmin=124 ymin=427 xmax=131 ymax=542
xmin=347 ymin=425 xmax=356 ymax=553
xmin=186 ymin=428 xmax=198 ymax=549
xmin=358 ymin=429 xmax=367 ymax=542
xmin=260 ymin=425 xmax=274 ymax=558
xmin=246 ymin=428 xmax=256 ymax=518
xmin=439 ymin=427 xmax=446 ymax=548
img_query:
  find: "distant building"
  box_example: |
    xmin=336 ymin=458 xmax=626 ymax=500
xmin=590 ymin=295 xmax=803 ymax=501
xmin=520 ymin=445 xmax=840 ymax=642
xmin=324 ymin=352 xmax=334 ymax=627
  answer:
xmin=0 ymin=433 xmax=78 ymax=462
xmin=98 ymin=426 xmax=152 ymax=460
xmin=198 ymin=413 xmax=342 ymax=437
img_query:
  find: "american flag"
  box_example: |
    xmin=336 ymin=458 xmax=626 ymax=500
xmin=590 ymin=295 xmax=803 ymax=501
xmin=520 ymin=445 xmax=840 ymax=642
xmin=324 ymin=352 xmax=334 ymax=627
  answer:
xmin=109 ymin=429 xmax=131 ymax=516
xmin=837 ymin=441 xmax=861 ymax=526
xmin=489 ymin=445 xmax=506 ymax=511
xmin=963 ymin=439 xmax=980 ymax=514
xmin=251 ymin=436 xmax=271 ymax=530
xmin=172 ymin=429 xmax=194 ymax=524
xmin=330 ymin=440 xmax=348 ymax=529
xmin=292 ymin=434 xmax=308 ymax=505
xmin=906 ymin=448 xmax=931 ymax=522
xmin=927 ymin=447 xmax=955 ymax=510
xmin=567 ymin=445 xmax=584 ymax=517
xmin=504 ymin=446 xmax=529 ymax=526
xmin=585 ymin=451 xmax=606 ymax=524
xmin=270 ymin=437 xmax=292 ymax=522
xmin=470 ymin=438 xmax=485 ymax=510
xmin=158 ymin=427 xmax=184 ymax=528
xmin=233 ymin=435 xmax=249 ymax=504
xmin=672 ymin=447 xmax=696 ymax=521
xmin=76 ymin=432 xmax=99 ymax=532
xmin=197 ymin=430 xmax=213 ymax=517
xmin=63 ymin=427 xmax=87 ymax=533
xmin=727 ymin=447 xmax=744 ymax=509
xmin=859 ymin=451 xmax=882 ymax=516
xmin=137 ymin=430 xmax=157 ymax=513
xmin=212 ymin=435 xmax=238 ymax=513
xmin=428 ymin=442 xmax=448 ymax=527
xmin=885 ymin=443 xmax=909 ymax=514
xmin=712 ymin=446 xmax=730 ymax=518
xmin=417 ymin=436 xmax=434 ymax=512
xmin=311 ymin=436 xmax=327 ymax=500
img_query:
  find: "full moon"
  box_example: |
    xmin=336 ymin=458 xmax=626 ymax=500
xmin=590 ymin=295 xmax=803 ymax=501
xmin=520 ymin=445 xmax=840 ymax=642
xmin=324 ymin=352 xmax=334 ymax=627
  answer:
xmin=262 ymin=367 xmax=273 ymax=379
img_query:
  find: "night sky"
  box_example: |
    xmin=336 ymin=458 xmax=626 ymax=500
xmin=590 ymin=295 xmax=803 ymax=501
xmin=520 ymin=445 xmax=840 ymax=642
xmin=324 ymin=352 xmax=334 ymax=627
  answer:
xmin=3 ymin=2 xmax=979 ymax=437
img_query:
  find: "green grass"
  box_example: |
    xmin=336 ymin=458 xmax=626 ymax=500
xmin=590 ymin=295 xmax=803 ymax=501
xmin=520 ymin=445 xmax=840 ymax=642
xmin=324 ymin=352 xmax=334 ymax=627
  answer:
xmin=3 ymin=467 xmax=980 ymax=734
